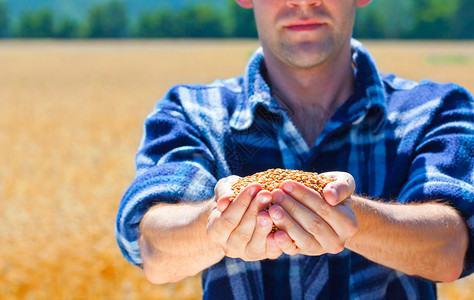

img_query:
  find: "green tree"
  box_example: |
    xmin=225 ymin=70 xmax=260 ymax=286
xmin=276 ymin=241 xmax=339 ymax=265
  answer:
xmin=136 ymin=5 xmax=225 ymax=38
xmin=414 ymin=0 xmax=460 ymax=22
xmin=0 ymin=0 xmax=8 ymax=37
xmin=354 ymin=0 xmax=416 ymax=39
xmin=136 ymin=8 xmax=178 ymax=38
xmin=86 ymin=0 xmax=128 ymax=38
xmin=55 ymin=18 xmax=79 ymax=39
xmin=227 ymin=0 xmax=257 ymax=38
xmin=18 ymin=9 xmax=54 ymax=38
xmin=177 ymin=5 xmax=225 ymax=38
xmin=354 ymin=0 xmax=465 ymax=39
xmin=410 ymin=0 xmax=460 ymax=38
xmin=450 ymin=0 xmax=474 ymax=38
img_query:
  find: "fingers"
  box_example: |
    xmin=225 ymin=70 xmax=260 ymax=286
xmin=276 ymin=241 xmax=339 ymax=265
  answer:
xmin=269 ymin=202 xmax=326 ymax=255
xmin=226 ymin=189 xmax=271 ymax=251
xmin=221 ymin=183 xmax=261 ymax=230
xmin=279 ymin=181 xmax=338 ymax=225
xmin=217 ymin=197 xmax=231 ymax=212
xmin=208 ymin=183 xmax=261 ymax=245
xmin=266 ymin=233 xmax=283 ymax=260
xmin=273 ymin=230 xmax=299 ymax=256
xmin=211 ymin=183 xmax=285 ymax=261
xmin=214 ymin=175 xmax=240 ymax=196
xmin=215 ymin=175 xmax=241 ymax=212
xmin=320 ymin=172 xmax=356 ymax=206
xmin=270 ymin=186 xmax=358 ymax=255
xmin=244 ymin=211 xmax=275 ymax=260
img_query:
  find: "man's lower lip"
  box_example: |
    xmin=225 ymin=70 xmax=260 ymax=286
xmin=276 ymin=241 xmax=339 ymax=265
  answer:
xmin=285 ymin=24 xmax=323 ymax=31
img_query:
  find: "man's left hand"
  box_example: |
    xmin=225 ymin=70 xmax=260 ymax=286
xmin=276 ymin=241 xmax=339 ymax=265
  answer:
xmin=267 ymin=172 xmax=358 ymax=256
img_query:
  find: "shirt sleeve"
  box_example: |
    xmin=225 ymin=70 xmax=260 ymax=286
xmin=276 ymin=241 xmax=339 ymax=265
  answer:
xmin=397 ymin=85 xmax=474 ymax=278
xmin=115 ymin=91 xmax=218 ymax=266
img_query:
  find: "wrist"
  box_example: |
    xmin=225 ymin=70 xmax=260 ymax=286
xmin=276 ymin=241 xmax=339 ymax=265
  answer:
xmin=344 ymin=195 xmax=381 ymax=251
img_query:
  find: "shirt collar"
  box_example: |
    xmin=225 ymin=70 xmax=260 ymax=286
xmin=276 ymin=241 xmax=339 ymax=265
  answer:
xmin=230 ymin=39 xmax=388 ymax=131
xmin=230 ymin=48 xmax=282 ymax=130
xmin=344 ymin=39 xmax=387 ymax=127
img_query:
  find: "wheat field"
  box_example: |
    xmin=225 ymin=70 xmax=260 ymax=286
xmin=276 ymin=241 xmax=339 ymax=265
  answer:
xmin=0 ymin=40 xmax=473 ymax=299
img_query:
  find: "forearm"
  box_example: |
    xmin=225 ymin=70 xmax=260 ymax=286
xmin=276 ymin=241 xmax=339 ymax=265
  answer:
xmin=346 ymin=196 xmax=469 ymax=282
xmin=139 ymin=199 xmax=225 ymax=284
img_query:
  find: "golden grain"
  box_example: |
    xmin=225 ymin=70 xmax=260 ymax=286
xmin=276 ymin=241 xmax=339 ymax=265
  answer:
xmin=230 ymin=168 xmax=335 ymax=201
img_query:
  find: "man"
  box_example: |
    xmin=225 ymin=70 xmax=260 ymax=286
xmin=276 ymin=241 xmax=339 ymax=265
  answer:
xmin=116 ymin=0 xmax=474 ymax=299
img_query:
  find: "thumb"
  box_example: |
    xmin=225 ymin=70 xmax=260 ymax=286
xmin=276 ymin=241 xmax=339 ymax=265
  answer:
xmin=321 ymin=172 xmax=355 ymax=206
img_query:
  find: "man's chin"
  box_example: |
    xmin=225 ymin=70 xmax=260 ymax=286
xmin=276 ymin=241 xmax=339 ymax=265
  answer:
xmin=281 ymin=42 xmax=331 ymax=69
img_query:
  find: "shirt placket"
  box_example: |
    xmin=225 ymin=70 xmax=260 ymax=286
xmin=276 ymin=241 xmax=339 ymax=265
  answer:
xmin=276 ymin=112 xmax=311 ymax=170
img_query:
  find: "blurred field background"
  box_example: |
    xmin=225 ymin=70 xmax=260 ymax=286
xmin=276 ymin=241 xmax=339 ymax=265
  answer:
xmin=0 ymin=39 xmax=473 ymax=299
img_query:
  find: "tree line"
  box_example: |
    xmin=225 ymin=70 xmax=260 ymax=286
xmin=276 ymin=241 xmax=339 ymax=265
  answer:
xmin=0 ymin=0 xmax=472 ymax=39
xmin=355 ymin=0 xmax=473 ymax=39
xmin=0 ymin=0 xmax=256 ymax=39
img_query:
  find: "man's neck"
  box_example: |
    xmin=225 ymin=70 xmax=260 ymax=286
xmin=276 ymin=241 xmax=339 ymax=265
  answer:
xmin=264 ymin=45 xmax=355 ymax=117
xmin=262 ymin=43 xmax=355 ymax=147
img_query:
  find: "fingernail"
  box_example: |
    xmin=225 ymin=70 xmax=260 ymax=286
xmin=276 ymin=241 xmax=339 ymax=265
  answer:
xmin=258 ymin=217 xmax=270 ymax=226
xmin=268 ymin=238 xmax=277 ymax=246
xmin=331 ymin=187 xmax=338 ymax=203
xmin=282 ymin=183 xmax=293 ymax=193
xmin=273 ymin=193 xmax=283 ymax=204
xmin=249 ymin=187 xmax=258 ymax=197
xmin=258 ymin=194 xmax=271 ymax=205
xmin=272 ymin=208 xmax=283 ymax=220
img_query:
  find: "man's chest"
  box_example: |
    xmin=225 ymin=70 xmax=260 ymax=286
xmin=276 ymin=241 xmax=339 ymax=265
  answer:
xmin=224 ymin=116 xmax=408 ymax=200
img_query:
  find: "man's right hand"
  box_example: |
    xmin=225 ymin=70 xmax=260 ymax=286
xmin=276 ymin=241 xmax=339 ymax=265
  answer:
xmin=206 ymin=176 xmax=283 ymax=261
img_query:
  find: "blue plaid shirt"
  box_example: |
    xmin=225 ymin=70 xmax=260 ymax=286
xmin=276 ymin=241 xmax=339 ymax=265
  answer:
xmin=116 ymin=40 xmax=474 ymax=299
